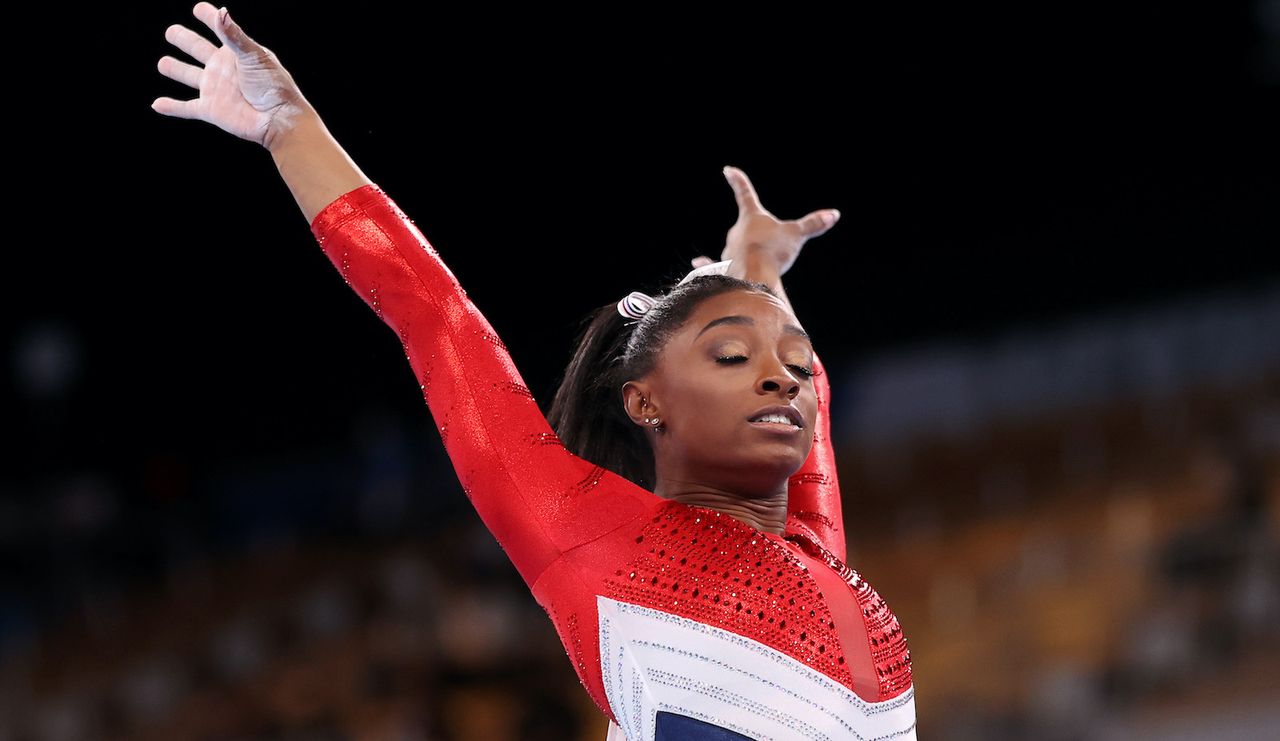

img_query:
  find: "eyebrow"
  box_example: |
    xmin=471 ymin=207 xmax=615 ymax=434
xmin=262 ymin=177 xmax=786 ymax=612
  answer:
xmin=695 ymin=315 xmax=811 ymax=342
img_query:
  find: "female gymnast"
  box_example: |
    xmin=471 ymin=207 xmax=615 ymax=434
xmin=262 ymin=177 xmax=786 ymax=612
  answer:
xmin=153 ymin=5 xmax=914 ymax=738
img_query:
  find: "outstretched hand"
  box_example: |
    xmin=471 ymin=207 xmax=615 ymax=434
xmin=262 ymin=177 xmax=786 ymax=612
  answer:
xmin=153 ymin=3 xmax=310 ymax=149
xmin=690 ymin=167 xmax=841 ymax=277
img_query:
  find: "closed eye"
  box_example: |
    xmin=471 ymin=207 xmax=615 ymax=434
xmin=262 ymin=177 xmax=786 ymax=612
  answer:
xmin=715 ymin=355 xmax=814 ymax=379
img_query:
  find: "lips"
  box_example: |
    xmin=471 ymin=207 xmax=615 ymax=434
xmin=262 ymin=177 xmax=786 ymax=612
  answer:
xmin=746 ymin=405 xmax=804 ymax=428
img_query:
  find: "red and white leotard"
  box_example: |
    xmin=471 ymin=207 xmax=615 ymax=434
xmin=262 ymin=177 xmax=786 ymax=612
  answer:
xmin=310 ymin=183 xmax=915 ymax=740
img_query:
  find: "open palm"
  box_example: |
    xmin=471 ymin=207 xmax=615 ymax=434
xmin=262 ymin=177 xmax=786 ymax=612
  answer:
xmin=691 ymin=167 xmax=841 ymax=276
xmin=153 ymin=3 xmax=308 ymax=148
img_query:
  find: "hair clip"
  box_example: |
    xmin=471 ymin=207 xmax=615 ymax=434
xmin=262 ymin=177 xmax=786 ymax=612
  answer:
xmin=615 ymin=259 xmax=734 ymax=320
xmin=617 ymin=291 xmax=657 ymax=320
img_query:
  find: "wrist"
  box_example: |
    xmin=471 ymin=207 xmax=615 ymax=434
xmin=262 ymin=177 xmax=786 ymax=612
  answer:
xmin=263 ymin=102 xmax=324 ymax=155
xmin=729 ymin=247 xmax=783 ymax=286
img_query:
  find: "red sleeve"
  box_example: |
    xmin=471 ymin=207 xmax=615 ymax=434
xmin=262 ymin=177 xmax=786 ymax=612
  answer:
xmin=309 ymin=183 xmax=656 ymax=587
xmin=786 ymin=351 xmax=847 ymax=561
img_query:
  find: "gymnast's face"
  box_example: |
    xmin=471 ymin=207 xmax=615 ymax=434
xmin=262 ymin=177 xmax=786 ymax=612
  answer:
xmin=627 ymin=289 xmax=818 ymax=494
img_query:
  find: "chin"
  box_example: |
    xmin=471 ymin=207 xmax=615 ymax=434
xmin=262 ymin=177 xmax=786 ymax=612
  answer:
xmin=740 ymin=446 xmax=808 ymax=478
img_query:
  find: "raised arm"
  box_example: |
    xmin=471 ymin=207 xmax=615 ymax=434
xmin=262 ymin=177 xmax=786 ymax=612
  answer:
xmin=153 ymin=4 xmax=371 ymax=222
xmin=786 ymin=351 xmax=846 ymax=560
xmin=153 ymin=4 xmax=658 ymax=586
xmin=696 ymin=167 xmax=848 ymax=559
xmin=309 ymin=185 xmax=658 ymax=584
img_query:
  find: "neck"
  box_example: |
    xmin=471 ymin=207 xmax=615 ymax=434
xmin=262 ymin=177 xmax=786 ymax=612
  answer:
xmin=651 ymin=477 xmax=789 ymax=535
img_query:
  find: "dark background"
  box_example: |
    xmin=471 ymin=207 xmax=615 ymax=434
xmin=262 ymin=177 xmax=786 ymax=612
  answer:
xmin=22 ymin=0 xmax=1279 ymax=480
xmin=4 ymin=1 xmax=1279 ymax=738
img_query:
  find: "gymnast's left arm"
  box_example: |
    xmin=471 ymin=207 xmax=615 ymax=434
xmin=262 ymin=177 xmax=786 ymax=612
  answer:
xmin=693 ymin=167 xmax=849 ymax=560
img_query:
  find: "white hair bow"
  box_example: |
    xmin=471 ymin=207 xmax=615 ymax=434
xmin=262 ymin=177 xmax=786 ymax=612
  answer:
xmin=616 ymin=259 xmax=734 ymax=320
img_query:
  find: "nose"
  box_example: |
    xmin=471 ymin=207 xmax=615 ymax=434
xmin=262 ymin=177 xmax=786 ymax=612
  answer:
xmin=758 ymin=366 xmax=801 ymax=399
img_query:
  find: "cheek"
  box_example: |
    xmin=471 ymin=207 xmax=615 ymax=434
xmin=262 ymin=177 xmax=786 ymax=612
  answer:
xmin=670 ymin=381 xmax=739 ymax=434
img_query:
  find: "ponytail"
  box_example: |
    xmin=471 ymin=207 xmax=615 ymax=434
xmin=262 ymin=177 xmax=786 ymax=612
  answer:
xmin=547 ymin=304 xmax=653 ymax=487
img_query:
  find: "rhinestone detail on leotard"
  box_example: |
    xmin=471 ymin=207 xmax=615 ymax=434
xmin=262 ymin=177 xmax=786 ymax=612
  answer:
xmin=604 ymin=501 xmax=859 ymax=691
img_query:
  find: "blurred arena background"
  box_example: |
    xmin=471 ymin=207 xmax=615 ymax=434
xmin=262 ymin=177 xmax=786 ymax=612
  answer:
xmin=5 ymin=2 xmax=1280 ymax=739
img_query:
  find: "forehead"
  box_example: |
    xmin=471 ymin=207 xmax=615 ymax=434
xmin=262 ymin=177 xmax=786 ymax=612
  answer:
xmin=680 ymin=291 xmax=807 ymax=341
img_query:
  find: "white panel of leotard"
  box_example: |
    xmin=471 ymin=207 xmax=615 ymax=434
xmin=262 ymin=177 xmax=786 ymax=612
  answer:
xmin=596 ymin=595 xmax=917 ymax=741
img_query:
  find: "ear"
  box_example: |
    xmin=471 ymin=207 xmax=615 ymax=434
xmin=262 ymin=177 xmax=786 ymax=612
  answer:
xmin=621 ymin=380 xmax=657 ymax=428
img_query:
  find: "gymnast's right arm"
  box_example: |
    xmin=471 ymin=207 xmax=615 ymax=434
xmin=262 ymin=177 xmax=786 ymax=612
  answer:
xmin=153 ymin=4 xmax=657 ymax=587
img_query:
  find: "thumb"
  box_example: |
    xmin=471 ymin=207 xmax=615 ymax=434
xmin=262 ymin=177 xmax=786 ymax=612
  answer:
xmin=212 ymin=7 xmax=260 ymax=56
xmin=691 ymin=256 xmax=714 ymax=269
xmin=794 ymin=208 xmax=840 ymax=238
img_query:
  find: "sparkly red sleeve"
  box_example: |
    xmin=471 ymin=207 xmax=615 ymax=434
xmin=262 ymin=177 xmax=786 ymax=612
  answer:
xmin=309 ymin=184 xmax=656 ymax=587
xmin=786 ymin=351 xmax=848 ymax=561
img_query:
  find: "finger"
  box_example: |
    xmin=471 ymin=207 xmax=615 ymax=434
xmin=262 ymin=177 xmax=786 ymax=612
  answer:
xmin=691 ymin=256 xmax=714 ymax=269
xmin=157 ymin=55 xmax=203 ymax=90
xmin=151 ymin=96 xmax=202 ymax=120
xmin=198 ymin=4 xmax=261 ymax=57
xmin=164 ymin=23 xmax=218 ymax=66
xmin=723 ymin=165 xmax=764 ymax=214
xmin=792 ymin=209 xmax=841 ymax=238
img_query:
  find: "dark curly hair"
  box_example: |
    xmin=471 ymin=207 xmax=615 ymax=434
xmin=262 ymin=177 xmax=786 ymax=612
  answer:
xmin=546 ymin=273 xmax=778 ymax=490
